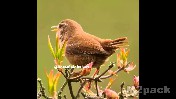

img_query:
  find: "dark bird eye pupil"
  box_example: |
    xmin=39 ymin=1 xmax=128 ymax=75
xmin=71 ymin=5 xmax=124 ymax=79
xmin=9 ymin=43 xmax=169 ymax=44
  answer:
xmin=59 ymin=23 xmax=66 ymax=28
xmin=59 ymin=24 xmax=63 ymax=28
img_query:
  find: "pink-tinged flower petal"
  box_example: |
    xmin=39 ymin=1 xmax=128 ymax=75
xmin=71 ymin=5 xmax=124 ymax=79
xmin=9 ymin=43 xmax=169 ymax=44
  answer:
xmin=108 ymin=70 xmax=113 ymax=74
xmin=83 ymin=82 xmax=96 ymax=96
xmin=54 ymin=59 xmax=58 ymax=65
xmin=80 ymin=62 xmax=93 ymax=76
xmin=124 ymin=62 xmax=136 ymax=73
xmin=87 ymin=62 xmax=93 ymax=68
xmin=133 ymin=75 xmax=139 ymax=90
xmin=108 ymin=70 xmax=117 ymax=76
xmin=82 ymin=87 xmax=96 ymax=96
xmin=84 ymin=82 xmax=92 ymax=91
xmin=104 ymin=89 xmax=119 ymax=99
xmin=120 ymin=48 xmax=125 ymax=55
xmin=92 ymin=69 xmax=99 ymax=78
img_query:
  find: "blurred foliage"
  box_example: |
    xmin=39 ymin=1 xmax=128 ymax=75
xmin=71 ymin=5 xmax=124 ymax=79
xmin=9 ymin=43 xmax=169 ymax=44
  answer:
xmin=37 ymin=0 xmax=139 ymax=99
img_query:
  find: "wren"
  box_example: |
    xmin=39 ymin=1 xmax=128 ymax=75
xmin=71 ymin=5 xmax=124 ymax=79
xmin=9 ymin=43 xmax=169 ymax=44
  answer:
xmin=51 ymin=19 xmax=128 ymax=70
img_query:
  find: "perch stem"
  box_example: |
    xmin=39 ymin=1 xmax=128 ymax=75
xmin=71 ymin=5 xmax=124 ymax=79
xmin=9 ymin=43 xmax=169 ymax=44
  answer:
xmin=67 ymin=81 xmax=75 ymax=99
xmin=75 ymin=80 xmax=87 ymax=98
xmin=100 ymin=67 xmax=124 ymax=79
xmin=100 ymin=62 xmax=132 ymax=79
xmin=37 ymin=78 xmax=52 ymax=99
xmin=81 ymin=63 xmax=115 ymax=82
xmin=68 ymin=75 xmax=84 ymax=81
xmin=81 ymin=92 xmax=86 ymax=97
xmin=119 ymin=82 xmax=125 ymax=99
xmin=60 ymin=70 xmax=67 ymax=79
xmin=65 ymin=68 xmax=69 ymax=77
xmin=81 ymin=77 xmax=95 ymax=81
xmin=58 ymin=81 xmax=68 ymax=98
xmin=95 ymin=81 xmax=99 ymax=96
xmin=121 ymin=82 xmax=125 ymax=94
xmin=63 ymin=95 xmax=67 ymax=99
xmin=97 ymin=62 xmax=114 ymax=79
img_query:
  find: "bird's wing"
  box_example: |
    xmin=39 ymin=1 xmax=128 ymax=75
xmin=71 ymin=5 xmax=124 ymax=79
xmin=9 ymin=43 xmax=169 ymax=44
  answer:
xmin=66 ymin=37 xmax=108 ymax=55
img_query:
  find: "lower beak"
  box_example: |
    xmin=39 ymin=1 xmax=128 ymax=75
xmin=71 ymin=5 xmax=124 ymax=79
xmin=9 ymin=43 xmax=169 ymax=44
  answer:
xmin=51 ymin=26 xmax=59 ymax=32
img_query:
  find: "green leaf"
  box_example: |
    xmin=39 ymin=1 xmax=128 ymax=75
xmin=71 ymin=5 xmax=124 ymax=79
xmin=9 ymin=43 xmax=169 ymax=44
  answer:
xmin=56 ymin=49 xmax=60 ymax=59
xmin=48 ymin=35 xmax=56 ymax=58
xmin=55 ymin=33 xmax=59 ymax=56
xmin=48 ymin=84 xmax=54 ymax=96
xmin=59 ymin=40 xmax=67 ymax=62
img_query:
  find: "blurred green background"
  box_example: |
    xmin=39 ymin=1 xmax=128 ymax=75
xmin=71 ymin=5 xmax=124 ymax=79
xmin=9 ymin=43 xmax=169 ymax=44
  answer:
xmin=37 ymin=0 xmax=138 ymax=98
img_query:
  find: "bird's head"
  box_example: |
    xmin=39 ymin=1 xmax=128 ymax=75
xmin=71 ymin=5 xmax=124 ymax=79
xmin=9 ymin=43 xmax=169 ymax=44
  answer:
xmin=51 ymin=19 xmax=83 ymax=42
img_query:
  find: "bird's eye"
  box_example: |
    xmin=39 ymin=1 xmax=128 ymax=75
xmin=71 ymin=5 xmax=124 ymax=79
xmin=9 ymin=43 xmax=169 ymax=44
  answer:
xmin=59 ymin=23 xmax=67 ymax=28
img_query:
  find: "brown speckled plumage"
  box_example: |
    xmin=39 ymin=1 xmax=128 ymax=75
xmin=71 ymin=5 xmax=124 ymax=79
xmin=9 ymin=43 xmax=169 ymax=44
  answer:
xmin=56 ymin=19 xmax=128 ymax=69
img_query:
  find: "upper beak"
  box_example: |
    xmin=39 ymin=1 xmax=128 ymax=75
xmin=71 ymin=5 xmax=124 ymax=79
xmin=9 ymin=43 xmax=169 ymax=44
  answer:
xmin=51 ymin=26 xmax=59 ymax=32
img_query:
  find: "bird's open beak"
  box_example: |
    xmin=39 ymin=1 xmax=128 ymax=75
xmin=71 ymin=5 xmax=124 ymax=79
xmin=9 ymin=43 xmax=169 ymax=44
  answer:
xmin=51 ymin=26 xmax=59 ymax=32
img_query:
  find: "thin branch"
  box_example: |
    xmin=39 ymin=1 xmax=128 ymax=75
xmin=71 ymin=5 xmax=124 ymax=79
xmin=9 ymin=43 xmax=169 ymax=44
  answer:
xmin=53 ymin=62 xmax=127 ymax=99
xmin=64 ymin=67 xmax=76 ymax=99
xmin=37 ymin=91 xmax=42 ymax=99
xmin=68 ymin=75 xmax=84 ymax=81
xmin=119 ymin=82 xmax=125 ymax=99
xmin=84 ymin=96 xmax=104 ymax=99
xmin=67 ymin=81 xmax=75 ymax=99
xmin=81 ymin=92 xmax=86 ymax=98
xmin=103 ymin=92 xmax=106 ymax=98
xmin=81 ymin=63 xmax=115 ymax=82
xmin=65 ymin=68 xmax=69 ymax=77
xmin=97 ymin=62 xmax=114 ymax=78
xmin=58 ymin=81 xmax=68 ymax=99
xmin=100 ymin=67 xmax=124 ymax=79
xmin=67 ymin=70 xmax=71 ymax=76
xmin=60 ymin=70 xmax=67 ymax=79
xmin=75 ymin=80 xmax=87 ymax=98
xmin=121 ymin=82 xmax=125 ymax=94
xmin=95 ymin=81 xmax=99 ymax=96
xmin=81 ymin=77 xmax=95 ymax=81
xmin=37 ymin=78 xmax=52 ymax=99
xmin=63 ymin=95 xmax=67 ymax=99
xmin=70 ymin=68 xmax=74 ymax=73
xmin=100 ymin=62 xmax=132 ymax=79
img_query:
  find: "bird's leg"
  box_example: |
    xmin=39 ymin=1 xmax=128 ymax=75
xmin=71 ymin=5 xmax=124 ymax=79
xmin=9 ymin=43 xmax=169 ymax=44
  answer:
xmin=93 ymin=67 xmax=100 ymax=78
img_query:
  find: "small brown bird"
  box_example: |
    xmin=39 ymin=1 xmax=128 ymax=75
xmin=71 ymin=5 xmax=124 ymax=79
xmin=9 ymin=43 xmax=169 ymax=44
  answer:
xmin=51 ymin=19 xmax=128 ymax=71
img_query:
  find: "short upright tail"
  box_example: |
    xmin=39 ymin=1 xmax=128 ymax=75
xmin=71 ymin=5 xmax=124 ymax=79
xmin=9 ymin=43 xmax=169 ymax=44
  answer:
xmin=110 ymin=37 xmax=128 ymax=48
xmin=102 ymin=37 xmax=128 ymax=52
